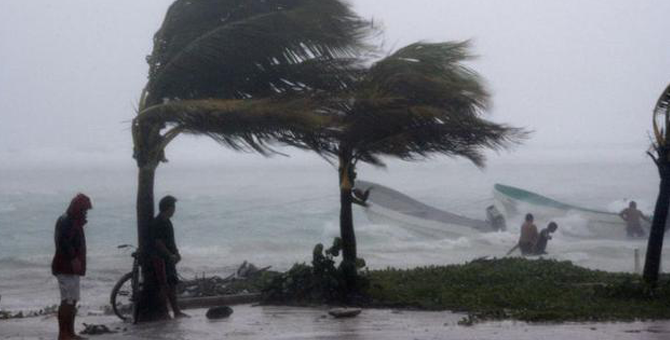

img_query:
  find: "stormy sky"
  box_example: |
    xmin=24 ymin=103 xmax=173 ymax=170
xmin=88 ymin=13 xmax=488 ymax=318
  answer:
xmin=1 ymin=0 xmax=669 ymax=168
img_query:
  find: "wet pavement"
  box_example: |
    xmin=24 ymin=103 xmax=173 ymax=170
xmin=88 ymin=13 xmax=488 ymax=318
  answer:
xmin=3 ymin=305 xmax=670 ymax=339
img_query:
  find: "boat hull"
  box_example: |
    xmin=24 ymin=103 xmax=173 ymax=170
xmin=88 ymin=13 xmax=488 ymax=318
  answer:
xmin=355 ymin=180 xmax=493 ymax=238
xmin=493 ymin=184 xmax=649 ymax=240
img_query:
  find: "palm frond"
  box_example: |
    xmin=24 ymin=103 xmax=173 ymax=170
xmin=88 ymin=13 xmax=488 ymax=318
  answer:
xmin=144 ymin=0 xmax=375 ymax=107
xmin=137 ymin=97 xmax=332 ymax=155
xmin=330 ymin=41 xmax=528 ymax=167
xmin=362 ymin=41 xmax=489 ymax=112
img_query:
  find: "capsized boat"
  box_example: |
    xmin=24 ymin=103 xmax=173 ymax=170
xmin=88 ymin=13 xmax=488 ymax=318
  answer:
xmin=354 ymin=180 xmax=498 ymax=238
xmin=493 ymin=183 xmax=649 ymax=239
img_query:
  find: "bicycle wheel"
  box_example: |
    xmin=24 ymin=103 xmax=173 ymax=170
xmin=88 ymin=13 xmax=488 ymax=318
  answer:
xmin=110 ymin=272 xmax=134 ymax=321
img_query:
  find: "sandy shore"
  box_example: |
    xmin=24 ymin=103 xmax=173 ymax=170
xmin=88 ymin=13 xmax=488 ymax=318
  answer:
xmin=2 ymin=305 xmax=670 ymax=340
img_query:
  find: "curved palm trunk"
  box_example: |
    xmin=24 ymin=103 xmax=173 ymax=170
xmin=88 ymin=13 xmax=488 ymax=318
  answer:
xmin=340 ymin=180 xmax=356 ymax=264
xmin=643 ymin=161 xmax=670 ymax=285
xmin=134 ymin=164 xmax=170 ymax=322
xmin=136 ymin=166 xmax=156 ymax=248
xmin=338 ymin=150 xmax=357 ymax=291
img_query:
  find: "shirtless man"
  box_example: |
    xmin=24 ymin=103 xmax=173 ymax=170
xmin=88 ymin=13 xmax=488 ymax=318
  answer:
xmin=619 ymin=201 xmax=651 ymax=238
xmin=507 ymin=213 xmax=539 ymax=255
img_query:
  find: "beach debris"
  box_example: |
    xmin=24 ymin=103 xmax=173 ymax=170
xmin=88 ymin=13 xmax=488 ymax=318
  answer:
xmin=328 ymin=308 xmax=362 ymax=318
xmin=178 ymin=261 xmax=271 ymax=298
xmin=236 ymin=261 xmax=259 ymax=277
xmin=458 ymin=314 xmax=476 ymax=326
xmin=81 ymin=323 xmax=116 ymax=335
xmin=205 ymin=306 xmax=234 ymax=319
xmin=0 ymin=305 xmax=58 ymax=320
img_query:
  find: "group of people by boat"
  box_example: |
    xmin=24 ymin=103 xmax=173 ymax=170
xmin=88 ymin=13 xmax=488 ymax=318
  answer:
xmin=507 ymin=200 xmax=652 ymax=257
xmin=507 ymin=214 xmax=558 ymax=256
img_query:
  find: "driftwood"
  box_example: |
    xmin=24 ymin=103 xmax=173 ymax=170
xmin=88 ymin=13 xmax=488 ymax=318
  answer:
xmin=174 ymin=261 xmax=270 ymax=309
xmin=178 ymin=261 xmax=271 ymax=298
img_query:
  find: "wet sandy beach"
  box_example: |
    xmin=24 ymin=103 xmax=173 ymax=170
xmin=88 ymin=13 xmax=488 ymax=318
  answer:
xmin=3 ymin=304 xmax=670 ymax=340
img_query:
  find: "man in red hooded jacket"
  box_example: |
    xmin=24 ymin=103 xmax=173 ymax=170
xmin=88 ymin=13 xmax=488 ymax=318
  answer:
xmin=52 ymin=193 xmax=92 ymax=340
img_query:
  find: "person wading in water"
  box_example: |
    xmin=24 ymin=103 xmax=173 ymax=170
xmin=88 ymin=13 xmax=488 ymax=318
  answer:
xmin=507 ymin=213 xmax=539 ymax=256
xmin=619 ymin=201 xmax=651 ymax=238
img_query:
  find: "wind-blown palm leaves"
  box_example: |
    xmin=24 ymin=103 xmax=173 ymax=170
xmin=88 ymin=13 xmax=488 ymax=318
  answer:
xmin=322 ymin=41 xmax=522 ymax=166
xmin=644 ymin=83 xmax=670 ymax=285
xmin=132 ymin=0 xmax=374 ymax=321
xmin=134 ymin=0 xmax=373 ymax=165
xmin=302 ymin=42 xmax=526 ymax=282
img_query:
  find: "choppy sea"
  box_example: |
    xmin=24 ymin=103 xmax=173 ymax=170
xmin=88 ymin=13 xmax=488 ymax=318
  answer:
xmin=1 ymin=157 xmax=668 ymax=312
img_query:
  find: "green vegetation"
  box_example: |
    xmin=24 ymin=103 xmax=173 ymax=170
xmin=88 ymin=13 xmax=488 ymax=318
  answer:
xmin=263 ymin=239 xmax=369 ymax=305
xmin=262 ymin=257 xmax=670 ymax=323
xmin=367 ymin=258 xmax=670 ymax=322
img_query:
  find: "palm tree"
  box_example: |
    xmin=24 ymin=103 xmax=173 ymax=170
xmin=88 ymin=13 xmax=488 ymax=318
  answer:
xmin=643 ymin=83 xmax=670 ymax=285
xmin=310 ymin=41 xmax=527 ymax=288
xmin=132 ymin=0 xmax=374 ymax=321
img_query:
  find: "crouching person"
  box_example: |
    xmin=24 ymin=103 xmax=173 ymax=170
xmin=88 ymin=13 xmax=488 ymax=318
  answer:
xmin=52 ymin=193 xmax=92 ymax=340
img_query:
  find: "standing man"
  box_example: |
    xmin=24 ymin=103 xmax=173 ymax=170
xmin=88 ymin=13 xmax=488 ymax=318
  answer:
xmin=507 ymin=213 xmax=539 ymax=256
xmin=619 ymin=201 xmax=651 ymax=238
xmin=52 ymin=193 xmax=92 ymax=340
xmin=147 ymin=195 xmax=189 ymax=319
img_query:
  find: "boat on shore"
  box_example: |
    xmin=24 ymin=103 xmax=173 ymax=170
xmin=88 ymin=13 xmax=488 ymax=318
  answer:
xmin=354 ymin=180 xmax=496 ymax=238
xmin=493 ymin=183 xmax=649 ymax=239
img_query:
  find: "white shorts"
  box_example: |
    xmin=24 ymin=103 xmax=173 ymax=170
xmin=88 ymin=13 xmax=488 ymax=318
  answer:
xmin=56 ymin=274 xmax=80 ymax=303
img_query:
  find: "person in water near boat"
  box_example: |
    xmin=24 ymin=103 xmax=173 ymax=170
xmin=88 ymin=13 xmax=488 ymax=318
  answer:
xmin=619 ymin=201 xmax=651 ymax=238
xmin=486 ymin=205 xmax=507 ymax=231
xmin=532 ymin=221 xmax=558 ymax=255
xmin=507 ymin=213 xmax=539 ymax=255
xmin=518 ymin=213 xmax=539 ymax=254
xmin=146 ymin=195 xmax=189 ymax=319
xmin=52 ymin=193 xmax=92 ymax=340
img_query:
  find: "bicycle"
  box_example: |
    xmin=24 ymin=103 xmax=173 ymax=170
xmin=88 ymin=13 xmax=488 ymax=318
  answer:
xmin=110 ymin=244 xmax=142 ymax=322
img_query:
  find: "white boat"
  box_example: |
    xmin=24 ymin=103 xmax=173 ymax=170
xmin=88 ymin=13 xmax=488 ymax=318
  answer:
xmin=493 ymin=183 xmax=650 ymax=239
xmin=354 ymin=180 xmax=495 ymax=238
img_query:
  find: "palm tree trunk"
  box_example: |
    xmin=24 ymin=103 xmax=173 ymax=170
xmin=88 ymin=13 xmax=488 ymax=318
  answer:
xmin=136 ymin=166 xmax=155 ymax=248
xmin=134 ymin=164 xmax=170 ymax=322
xmin=338 ymin=151 xmax=356 ymax=265
xmin=643 ymin=164 xmax=670 ymax=285
xmin=340 ymin=180 xmax=356 ymax=264
xmin=338 ymin=150 xmax=357 ymax=291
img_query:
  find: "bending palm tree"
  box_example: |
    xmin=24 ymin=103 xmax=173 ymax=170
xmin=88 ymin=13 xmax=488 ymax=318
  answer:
xmin=132 ymin=0 xmax=373 ymax=321
xmin=643 ymin=83 xmax=670 ymax=285
xmin=310 ymin=42 xmax=527 ymax=289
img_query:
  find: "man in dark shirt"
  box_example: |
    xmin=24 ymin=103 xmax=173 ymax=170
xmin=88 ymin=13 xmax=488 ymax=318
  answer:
xmin=147 ymin=195 xmax=189 ymax=318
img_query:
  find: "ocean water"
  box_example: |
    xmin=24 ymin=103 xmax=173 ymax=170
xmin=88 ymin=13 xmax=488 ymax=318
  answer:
xmin=0 ymin=158 xmax=668 ymax=312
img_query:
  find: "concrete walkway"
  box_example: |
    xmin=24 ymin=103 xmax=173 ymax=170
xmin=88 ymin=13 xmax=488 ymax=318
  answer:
xmin=2 ymin=305 xmax=670 ymax=340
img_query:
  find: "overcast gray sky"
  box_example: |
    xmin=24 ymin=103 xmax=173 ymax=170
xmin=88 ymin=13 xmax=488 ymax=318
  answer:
xmin=1 ymin=0 xmax=669 ymax=167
